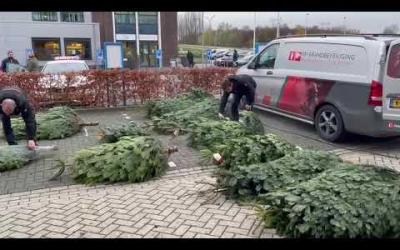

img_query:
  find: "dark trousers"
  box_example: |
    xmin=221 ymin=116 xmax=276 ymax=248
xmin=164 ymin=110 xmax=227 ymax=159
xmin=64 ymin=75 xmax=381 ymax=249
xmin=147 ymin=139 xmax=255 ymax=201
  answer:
xmin=1 ymin=115 xmax=17 ymax=145
xmin=230 ymin=93 xmax=244 ymax=121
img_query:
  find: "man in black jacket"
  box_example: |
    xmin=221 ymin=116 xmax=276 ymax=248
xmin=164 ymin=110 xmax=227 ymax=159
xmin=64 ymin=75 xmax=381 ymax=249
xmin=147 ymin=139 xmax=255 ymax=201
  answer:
xmin=1 ymin=50 xmax=20 ymax=73
xmin=219 ymin=74 xmax=257 ymax=121
xmin=0 ymin=87 xmax=37 ymax=150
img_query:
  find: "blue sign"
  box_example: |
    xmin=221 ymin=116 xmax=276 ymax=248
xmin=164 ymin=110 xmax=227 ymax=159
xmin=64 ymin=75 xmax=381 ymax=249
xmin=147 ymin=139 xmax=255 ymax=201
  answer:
xmin=96 ymin=49 xmax=103 ymax=60
xmin=255 ymin=43 xmax=267 ymax=54
xmin=156 ymin=49 xmax=163 ymax=68
xmin=156 ymin=49 xmax=162 ymax=59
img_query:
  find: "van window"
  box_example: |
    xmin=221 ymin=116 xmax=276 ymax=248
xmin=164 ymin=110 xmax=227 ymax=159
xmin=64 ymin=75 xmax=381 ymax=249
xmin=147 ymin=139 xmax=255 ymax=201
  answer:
xmin=257 ymin=43 xmax=279 ymax=69
xmin=387 ymin=44 xmax=400 ymax=78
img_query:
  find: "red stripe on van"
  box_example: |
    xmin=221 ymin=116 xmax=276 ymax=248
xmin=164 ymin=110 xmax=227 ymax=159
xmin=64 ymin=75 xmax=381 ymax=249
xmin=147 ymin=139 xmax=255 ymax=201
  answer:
xmin=263 ymin=96 xmax=272 ymax=105
xmin=278 ymin=76 xmax=335 ymax=117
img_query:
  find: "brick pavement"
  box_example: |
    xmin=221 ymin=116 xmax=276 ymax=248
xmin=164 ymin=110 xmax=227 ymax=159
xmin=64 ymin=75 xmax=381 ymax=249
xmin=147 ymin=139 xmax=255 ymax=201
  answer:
xmin=0 ymin=166 xmax=279 ymax=238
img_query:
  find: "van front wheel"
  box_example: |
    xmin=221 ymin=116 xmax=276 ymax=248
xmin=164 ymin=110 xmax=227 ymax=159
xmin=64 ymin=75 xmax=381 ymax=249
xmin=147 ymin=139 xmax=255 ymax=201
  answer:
xmin=315 ymin=105 xmax=346 ymax=142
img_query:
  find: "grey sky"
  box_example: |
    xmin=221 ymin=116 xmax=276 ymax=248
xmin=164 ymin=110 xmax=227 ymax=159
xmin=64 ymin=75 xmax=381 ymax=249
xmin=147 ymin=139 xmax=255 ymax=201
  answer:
xmin=179 ymin=12 xmax=400 ymax=33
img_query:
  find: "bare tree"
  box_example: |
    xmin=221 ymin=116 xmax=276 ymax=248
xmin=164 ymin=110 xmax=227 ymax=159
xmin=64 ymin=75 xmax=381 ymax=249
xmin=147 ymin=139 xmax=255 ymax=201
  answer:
xmin=383 ymin=24 xmax=399 ymax=34
xmin=178 ymin=12 xmax=204 ymax=44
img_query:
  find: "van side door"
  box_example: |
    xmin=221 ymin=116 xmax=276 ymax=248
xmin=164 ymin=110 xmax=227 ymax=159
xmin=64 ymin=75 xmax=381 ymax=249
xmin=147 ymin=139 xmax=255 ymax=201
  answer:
xmin=383 ymin=40 xmax=400 ymax=125
xmin=247 ymin=43 xmax=285 ymax=108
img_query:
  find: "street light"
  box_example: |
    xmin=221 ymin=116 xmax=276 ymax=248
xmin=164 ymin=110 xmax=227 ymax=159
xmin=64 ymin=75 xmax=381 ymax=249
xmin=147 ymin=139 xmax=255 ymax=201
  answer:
xmin=204 ymin=14 xmax=216 ymax=67
xmin=343 ymin=16 xmax=346 ymax=35
xmin=205 ymin=14 xmax=216 ymax=45
xmin=305 ymin=13 xmax=310 ymax=36
xmin=277 ymin=12 xmax=280 ymax=38
xmin=202 ymin=12 xmax=205 ymax=65
xmin=253 ymin=12 xmax=256 ymax=53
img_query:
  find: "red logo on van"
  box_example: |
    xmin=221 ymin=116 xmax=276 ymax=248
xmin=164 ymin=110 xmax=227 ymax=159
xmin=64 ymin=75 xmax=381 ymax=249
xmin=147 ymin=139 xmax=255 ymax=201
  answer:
xmin=288 ymin=51 xmax=302 ymax=61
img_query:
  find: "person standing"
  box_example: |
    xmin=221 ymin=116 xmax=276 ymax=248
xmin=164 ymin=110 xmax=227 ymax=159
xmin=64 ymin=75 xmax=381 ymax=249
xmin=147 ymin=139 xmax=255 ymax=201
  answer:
xmin=1 ymin=50 xmax=20 ymax=73
xmin=26 ymin=54 xmax=40 ymax=72
xmin=233 ymin=49 xmax=239 ymax=67
xmin=186 ymin=50 xmax=194 ymax=68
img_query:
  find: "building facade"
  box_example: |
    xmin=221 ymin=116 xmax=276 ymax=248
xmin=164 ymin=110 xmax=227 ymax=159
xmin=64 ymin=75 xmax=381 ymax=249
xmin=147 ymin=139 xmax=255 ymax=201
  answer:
xmin=0 ymin=12 xmax=101 ymax=67
xmin=0 ymin=11 xmax=177 ymax=69
xmin=92 ymin=12 xmax=178 ymax=68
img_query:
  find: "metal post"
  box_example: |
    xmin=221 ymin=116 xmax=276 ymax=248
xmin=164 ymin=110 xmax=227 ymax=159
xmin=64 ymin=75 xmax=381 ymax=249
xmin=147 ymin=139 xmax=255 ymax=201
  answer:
xmin=112 ymin=12 xmax=116 ymax=43
xmin=253 ymin=12 xmax=256 ymax=53
xmin=158 ymin=12 xmax=162 ymax=68
xmin=135 ymin=12 xmax=140 ymax=69
xmin=305 ymin=13 xmax=309 ymax=36
xmin=343 ymin=16 xmax=346 ymax=35
xmin=202 ymin=12 xmax=205 ymax=67
xmin=276 ymin=12 xmax=280 ymax=38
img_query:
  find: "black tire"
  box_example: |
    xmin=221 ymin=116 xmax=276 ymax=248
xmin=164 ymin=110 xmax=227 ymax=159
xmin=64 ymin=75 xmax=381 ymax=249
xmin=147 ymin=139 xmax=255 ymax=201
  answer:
xmin=315 ymin=105 xmax=346 ymax=142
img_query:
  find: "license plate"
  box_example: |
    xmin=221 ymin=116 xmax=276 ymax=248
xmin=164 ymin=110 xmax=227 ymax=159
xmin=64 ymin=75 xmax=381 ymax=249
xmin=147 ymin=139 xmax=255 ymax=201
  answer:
xmin=390 ymin=99 xmax=400 ymax=108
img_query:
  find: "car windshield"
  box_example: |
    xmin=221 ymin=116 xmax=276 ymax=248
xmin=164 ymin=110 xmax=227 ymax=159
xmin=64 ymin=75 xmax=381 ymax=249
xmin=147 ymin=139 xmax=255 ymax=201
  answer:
xmin=42 ymin=62 xmax=88 ymax=74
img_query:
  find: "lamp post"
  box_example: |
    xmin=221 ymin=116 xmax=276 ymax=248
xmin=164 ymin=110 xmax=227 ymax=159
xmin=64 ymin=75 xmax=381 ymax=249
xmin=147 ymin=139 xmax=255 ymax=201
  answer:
xmin=277 ymin=12 xmax=280 ymax=38
xmin=305 ymin=13 xmax=309 ymax=36
xmin=253 ymin=12 xmax=256 ymax=53
xmin=204 ymin=14 xmax=215 ymax=67
xmin=205 ymin=14 xmax=216 ymax=45
xmin=343 ymin=16 xmax=347 ymax=35
xmin=202 ymin=12 xmax=205 ymax=66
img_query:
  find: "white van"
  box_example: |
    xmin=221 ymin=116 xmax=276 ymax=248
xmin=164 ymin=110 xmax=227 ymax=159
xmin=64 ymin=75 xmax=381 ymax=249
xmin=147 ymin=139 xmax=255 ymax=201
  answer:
xmin=237 ymin=34 xmax=400 ymax=142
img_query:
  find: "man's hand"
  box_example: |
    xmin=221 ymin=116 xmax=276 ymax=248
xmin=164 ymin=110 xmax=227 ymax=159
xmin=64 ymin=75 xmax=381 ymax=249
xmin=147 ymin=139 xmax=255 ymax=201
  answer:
xmin=244 ymin=105 xmax=252 ymax=111
xmin=27 ymin=140 xmax=36 ymax=151
xmin=218 ymin=113 xmax=225 ymax=119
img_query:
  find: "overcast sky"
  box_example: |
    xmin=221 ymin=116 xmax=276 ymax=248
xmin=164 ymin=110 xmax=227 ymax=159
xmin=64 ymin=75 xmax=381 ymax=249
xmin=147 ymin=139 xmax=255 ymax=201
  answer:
xmin=178 ymin=12 xmax=400 ymax=33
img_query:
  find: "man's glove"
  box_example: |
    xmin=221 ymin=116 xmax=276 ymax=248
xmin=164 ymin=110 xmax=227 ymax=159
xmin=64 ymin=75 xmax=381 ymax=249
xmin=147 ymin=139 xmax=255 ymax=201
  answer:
xmin=27 ymin=140 xmax=36 ymax=151
xmin=244 ymin=105 xmax=252 ymax=111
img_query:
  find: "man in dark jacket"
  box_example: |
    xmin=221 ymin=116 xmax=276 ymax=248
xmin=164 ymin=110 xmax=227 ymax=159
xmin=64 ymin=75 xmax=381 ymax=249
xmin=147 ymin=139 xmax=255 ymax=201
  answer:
xmin=219 ymin=74 xmax=257 ymax=121
xmin=186 ymin=50 xmax=194 ymax=68
xmin=1 ymin=50 xmax=20 ymax=72
xmin=0 ymin=87 xmax=37 ymax=150
xmin=232 ymin=49 xmax=239 ymax=66
xmin=26 ymin=54 xmax=40 ymax=72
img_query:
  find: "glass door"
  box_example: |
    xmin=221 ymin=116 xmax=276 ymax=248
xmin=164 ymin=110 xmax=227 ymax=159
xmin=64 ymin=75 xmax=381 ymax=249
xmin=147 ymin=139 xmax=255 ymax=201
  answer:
xmin=139 ymin=41 xmax=158 ymax=67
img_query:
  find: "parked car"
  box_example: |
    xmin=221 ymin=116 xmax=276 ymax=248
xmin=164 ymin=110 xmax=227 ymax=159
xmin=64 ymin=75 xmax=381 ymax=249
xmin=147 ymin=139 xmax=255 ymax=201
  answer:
xmin=39 ymin=57 xmax=89 ymax=89
xmin=215 ymin=51 xmax=234 ymax=67
xmin=236 ymin=53 xmax=254 ymax=67
xmin=237 ymin=34 xmax=400 ymax=141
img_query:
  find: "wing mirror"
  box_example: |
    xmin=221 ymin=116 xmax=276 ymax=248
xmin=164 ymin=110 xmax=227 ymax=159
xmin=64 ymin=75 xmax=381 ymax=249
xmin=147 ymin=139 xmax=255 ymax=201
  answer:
xmin=247 ymin=61 xmax=257 ymax=70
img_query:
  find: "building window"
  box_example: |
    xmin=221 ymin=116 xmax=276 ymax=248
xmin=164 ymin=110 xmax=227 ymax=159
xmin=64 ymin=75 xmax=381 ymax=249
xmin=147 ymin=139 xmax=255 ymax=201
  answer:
xmin=32 ymin=12 xmax=58 ymax=22
xmin=64 ymin=38 xmax=92 ymax=60
xmin=61 ymin=12 xmax=84 ymax=22
xmin=115 ymin=12 xmax=136 ymax=34
xmin=32 ymin=38 xmax=61 ymax=60
xmin=138 ymin=12 xmax=158 ymax=35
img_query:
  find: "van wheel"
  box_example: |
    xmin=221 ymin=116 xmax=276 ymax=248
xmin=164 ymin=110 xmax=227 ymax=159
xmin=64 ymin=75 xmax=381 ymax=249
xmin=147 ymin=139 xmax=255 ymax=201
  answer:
xmin=315 ymin=105 xmax=346 ymax=142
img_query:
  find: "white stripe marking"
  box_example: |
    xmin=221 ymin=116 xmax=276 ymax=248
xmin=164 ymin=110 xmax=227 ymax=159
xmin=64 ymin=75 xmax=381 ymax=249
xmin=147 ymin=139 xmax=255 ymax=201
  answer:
xmin=84 ymin=128 xmax=88 ymax=137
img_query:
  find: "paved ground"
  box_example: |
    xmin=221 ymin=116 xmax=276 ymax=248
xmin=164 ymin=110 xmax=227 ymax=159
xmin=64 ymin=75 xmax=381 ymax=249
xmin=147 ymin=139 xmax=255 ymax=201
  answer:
xmin=0 ymin=166 xmax=279 ymax=238
xmin=0 ymin=107 xmax=201 ymax=195
xmin=0 ymin=106 xmax=399 ymax=238
xmin=255 ymin=109 xmax=400 ymax=166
